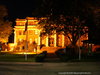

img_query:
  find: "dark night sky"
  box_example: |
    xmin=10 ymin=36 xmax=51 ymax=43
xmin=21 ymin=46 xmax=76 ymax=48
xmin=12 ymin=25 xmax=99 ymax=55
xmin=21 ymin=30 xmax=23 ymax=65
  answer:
xmin=0 ymin=0 xmax=39 ymax=42
xmin=0 ymin=0 xmax=99 ymax=20
xmin=0 ymin=0 xmax=100 ymax=43
xmin=0 ymin=0 xmax=38 ymax=20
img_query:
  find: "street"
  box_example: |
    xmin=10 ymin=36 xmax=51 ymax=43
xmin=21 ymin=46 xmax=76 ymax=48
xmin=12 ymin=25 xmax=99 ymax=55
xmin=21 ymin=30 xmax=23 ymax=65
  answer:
xmin=0 ymin=62 xmax=100 ymax=75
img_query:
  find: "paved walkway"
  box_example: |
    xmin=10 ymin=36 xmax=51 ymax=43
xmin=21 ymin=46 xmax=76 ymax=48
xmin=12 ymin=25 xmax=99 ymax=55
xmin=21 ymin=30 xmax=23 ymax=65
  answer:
xmin=0 ymin=62 xmax=100 ymax=75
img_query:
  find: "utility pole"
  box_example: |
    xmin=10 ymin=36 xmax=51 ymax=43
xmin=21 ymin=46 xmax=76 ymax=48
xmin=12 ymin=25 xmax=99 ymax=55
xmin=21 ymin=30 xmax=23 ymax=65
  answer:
xmin=25 ymin=19 xmax=28 ymax=61
xmin=25 ymin=30 xmax=28 ymax=60
xmin=78 ymin=31 xmax=81 ymax=60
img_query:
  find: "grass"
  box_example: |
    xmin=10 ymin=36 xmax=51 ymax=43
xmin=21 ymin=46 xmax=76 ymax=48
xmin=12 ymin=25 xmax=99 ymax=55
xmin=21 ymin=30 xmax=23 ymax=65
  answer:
xmin=0 ymin=53 xmax=36 ymax=62
xmin=0 ymin=52 xmax=100 ymax=62
xmin=68 ymin=53 xmax=100 ymax=62
xmin=68 ymin=58 xmax=100 ymax=62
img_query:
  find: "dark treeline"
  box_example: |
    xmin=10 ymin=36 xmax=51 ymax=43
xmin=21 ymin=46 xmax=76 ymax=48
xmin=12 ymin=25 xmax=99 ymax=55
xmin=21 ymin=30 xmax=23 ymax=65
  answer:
xmin=32 ymin=0 xmax=100 ymax=44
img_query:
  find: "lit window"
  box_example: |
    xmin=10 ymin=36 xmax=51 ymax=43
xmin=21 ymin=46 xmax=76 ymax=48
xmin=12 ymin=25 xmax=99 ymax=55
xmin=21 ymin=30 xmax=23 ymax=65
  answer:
xmin=20 ymin=23 xmax=22 ymax=25
xmin=30 ymin=38 xmax=32 ymax=43
xmin=28 ymin=30 xmax=33 ymax=35
xmin=19 ymin=31 xmax=22 ymax=35
xmin=35 ymin=30 xmax=38 ymax=34
xmin=28 ymin=22 xmax=34 ymax=25
xmin=35 ymin=38 xmax=37 ymax=43
xmin=19 ymin=39 xmax=22 ymax=41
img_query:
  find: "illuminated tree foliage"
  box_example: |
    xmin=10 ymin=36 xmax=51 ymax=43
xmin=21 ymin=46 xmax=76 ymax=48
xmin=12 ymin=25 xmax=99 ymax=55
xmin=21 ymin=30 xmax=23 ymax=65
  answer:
xmin=35 ymin=0 xmax=100 ymax=45
xmin=0 ymin=5 xmax=12 ymax=43
xmin=39 ymin=15 xmax=88 ymax=46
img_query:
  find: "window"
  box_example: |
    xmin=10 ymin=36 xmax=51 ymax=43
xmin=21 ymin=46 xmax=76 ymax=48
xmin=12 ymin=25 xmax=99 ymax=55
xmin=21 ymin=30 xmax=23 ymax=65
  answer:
xmin=28 ymin=30 xmax=33 ymax=35
xmin=19 ymin=31 xmax=22 ymax=35
xmin=30 ymin=38 xmax=32 ymax=43
xmin=22 ymin=46 xmax=25 ymax=50
xmin=35 ymin=30 xmax=38 ymax=34
xmin=28 ymin=22 xmax=34 ymax=25
xmin=35 ymin=38 xmax=38 ymax=43
xmin=23 ymin=31 xmax=25 ymax=35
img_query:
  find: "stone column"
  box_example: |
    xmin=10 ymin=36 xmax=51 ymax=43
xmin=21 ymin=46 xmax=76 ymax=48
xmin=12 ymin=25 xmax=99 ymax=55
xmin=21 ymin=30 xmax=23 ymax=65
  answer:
xmin=38 ymin=36 xmax=41 ymax=45
xmin=14 ymin=30 xmax=16 ymax=44
xmin=37 ymin=31 xmax=41 ymax=52
xmin=46 ymin=35 xmax=49 ymax=47
xmin=62 ymin=34 xmax=64 ymax=47
xmin=37 ymin=36 xmax=41 ymax=51
xmin=54 ymin=34 xmax=57 ymax=47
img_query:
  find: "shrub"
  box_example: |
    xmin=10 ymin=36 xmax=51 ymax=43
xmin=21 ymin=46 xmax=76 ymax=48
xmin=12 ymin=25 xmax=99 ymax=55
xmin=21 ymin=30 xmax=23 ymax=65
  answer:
xmin=35 ymin=51 xmax=47 ymax=62
xmin=55 ymin=46 xmax=79 ymax=61
xmin=55 ymin=49 xmax=69 ymax=61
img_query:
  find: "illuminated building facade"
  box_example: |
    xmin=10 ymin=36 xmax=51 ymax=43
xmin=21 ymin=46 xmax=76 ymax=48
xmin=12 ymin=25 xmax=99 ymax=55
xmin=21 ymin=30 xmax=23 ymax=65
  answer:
xmin=14 ymin=17 xmax=88 ymax=53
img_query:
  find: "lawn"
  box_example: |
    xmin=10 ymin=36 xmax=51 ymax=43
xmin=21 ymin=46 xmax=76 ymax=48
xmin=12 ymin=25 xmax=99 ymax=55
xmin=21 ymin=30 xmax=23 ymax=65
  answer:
xmin=0 ymin=52 xmax=100 ymax=62
xmin=0 ymin=53 xmax=36 ymax=62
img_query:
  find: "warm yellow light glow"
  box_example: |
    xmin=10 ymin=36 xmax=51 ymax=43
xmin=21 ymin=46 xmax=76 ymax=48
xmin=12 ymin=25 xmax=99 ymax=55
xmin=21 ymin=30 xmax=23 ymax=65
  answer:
xmin=10 ymin=48 xmax=14 ymax=51
xmin=5 ymin=49 xmax=7 ymax=51
xmin=19 ymin=39 xmax=22 ymax=41
xmin=13 ymin=52 xmax=37 ymax=54
xmin=8 ymin=43 xmax=16 ymax=51
xmin=4 ymin=17 xmax=90 ymax=54
xmin=10 ymin=50 xmax=42 ymax=54
xmin=35 ymin=30 xmax=38 ymax=34
xmin=30 ymin=38 xmax=32 ymax=43
xmin=34 ymin=48 xmax=37 ymax=52
xmin=62 ymin=34 xmax=64 ymax=47
xmin=46 ymin=35 xmax=49 ymax=47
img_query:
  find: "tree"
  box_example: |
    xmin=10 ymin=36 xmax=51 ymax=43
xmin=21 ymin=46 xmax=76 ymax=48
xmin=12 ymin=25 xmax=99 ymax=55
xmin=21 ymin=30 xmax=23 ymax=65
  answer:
xmin=39 ymin=15 xmax=88 ymax=47
xmin=85 ymin=2 xmax=100 ymax=43
xmin=0 ymin=5 xmax=7 ymax=19
xmin=32 ymin=0 xmax=54 ymax=17
xmin=0 ymin=5 xmax=13 ymax=43
xmin=36 ymin=0 xmax=100 ymax=46
xmin=33 ymin=0 xmax=98 ymax=46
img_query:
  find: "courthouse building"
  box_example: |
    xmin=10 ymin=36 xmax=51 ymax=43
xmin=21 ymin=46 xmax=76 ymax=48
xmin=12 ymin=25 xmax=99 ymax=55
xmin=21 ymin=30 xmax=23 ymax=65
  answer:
xmin=13 ymin=17 xmax=88 ymax=53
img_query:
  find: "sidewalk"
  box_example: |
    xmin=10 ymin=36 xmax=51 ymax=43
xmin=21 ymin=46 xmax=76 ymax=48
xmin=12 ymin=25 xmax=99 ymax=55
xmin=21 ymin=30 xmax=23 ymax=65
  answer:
xmin=0 ymin=62 xmax=100 ymax=75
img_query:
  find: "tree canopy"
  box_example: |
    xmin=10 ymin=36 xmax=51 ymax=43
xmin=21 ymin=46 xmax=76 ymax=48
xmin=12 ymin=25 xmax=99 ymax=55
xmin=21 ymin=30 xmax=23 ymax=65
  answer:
xmin=39 ymin=15 xmax=88 ymax=46
xmin=0 ymin=5 xmax=13 ymax=43
xmin=0 ymin=5 xmax=7 ymax=19
xmin=33 ymin=0 xmax=100 ymax=44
